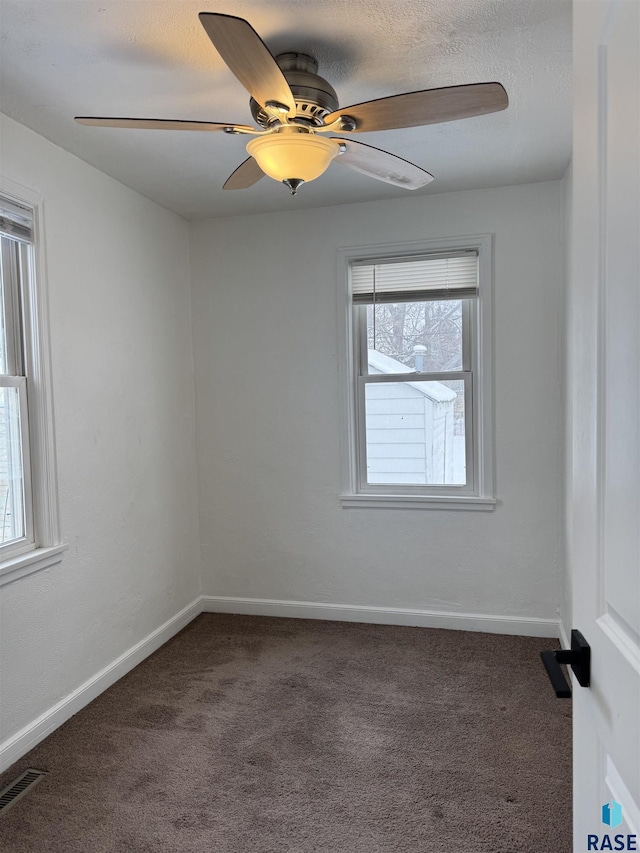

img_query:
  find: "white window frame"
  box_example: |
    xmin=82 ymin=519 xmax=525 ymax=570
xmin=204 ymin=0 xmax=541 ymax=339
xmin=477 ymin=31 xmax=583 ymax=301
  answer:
xmin=0 ymin=238 xmax=35 ymax=557
xmin=0 ymin=178 xmax=66 ymax=586
xmin=337 ymin=234 xmax=496 ymax=510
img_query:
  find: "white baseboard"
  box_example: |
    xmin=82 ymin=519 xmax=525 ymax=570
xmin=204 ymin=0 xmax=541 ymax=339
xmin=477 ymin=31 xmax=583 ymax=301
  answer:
xmin=0 ymin=597 xmax=202 ymax=774
xmin=1 ymin=593 xmax=560 ymax=774
xmin=201 ymin=595 xmax=561 ymax=638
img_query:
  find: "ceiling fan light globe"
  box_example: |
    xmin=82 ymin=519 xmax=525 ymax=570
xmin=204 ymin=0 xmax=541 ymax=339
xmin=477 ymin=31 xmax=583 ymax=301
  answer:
xmin=246 ymin=133 xmax=338 ymax=185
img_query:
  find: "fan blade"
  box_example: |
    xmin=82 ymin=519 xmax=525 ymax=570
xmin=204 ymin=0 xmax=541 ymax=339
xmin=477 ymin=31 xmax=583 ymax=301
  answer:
xmin=74 ymin=117 xmax=255 ymax=132
xmin=325 ymin=82 xmax=508 ymax=133
xmin=223 ymin=157 xmax=265 ymax=190
xmin=199 ymin=13 xmax=296 ymax=114
xmin=332 ymin=139 xmax=433 ymax=189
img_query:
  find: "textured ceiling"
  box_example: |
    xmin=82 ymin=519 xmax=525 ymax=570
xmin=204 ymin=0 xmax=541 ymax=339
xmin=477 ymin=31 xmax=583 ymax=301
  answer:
xmin=0 ymin=0 xmax=572 ymax=219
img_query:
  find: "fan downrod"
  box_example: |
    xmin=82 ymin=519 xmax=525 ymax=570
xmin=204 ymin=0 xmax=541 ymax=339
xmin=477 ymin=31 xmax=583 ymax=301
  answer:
xmin=250 ymin=53 xmax=339 ymax=128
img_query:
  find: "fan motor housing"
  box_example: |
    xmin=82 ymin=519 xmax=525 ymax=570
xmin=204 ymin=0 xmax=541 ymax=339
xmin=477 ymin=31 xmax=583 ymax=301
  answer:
xmin=250 ymin=53 xmax=339 ymax=127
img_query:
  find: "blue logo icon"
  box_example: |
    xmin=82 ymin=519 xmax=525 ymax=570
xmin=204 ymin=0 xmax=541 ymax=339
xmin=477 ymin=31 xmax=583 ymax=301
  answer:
xmin=588 ymin=801 xmax=635 ymax=850
xmin=602 ymin=801 xmax=623 ymax=829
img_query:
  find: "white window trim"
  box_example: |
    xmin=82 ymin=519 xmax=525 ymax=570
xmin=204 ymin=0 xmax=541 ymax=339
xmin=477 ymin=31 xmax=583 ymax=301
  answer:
xmin=0 ymin=177 xmax=66 ymax=586
xmin=336 ymin=234 xmax=495 ymax=510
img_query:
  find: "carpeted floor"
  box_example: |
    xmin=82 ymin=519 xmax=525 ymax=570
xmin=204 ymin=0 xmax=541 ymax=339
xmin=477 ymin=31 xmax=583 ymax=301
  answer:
xmin=0 ymin=614 xmax=571 ymax=852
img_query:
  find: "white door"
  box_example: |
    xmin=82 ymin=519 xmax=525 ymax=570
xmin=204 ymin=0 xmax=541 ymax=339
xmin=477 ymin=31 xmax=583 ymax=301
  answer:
xmin=569 ymin=0 xmax=640 ymax=850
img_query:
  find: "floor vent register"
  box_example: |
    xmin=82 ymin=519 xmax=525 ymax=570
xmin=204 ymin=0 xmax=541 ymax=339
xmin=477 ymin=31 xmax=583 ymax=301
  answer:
xmin=0 ymin=769 xmax=47 ymax=816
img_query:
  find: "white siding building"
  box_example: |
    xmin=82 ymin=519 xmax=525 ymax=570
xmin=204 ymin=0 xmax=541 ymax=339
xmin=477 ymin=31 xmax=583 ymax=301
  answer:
xmin=366 ymin=350 xmax=458 ymax=485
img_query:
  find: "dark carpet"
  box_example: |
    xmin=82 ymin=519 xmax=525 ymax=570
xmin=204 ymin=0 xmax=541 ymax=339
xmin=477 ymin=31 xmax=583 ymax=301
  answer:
xmin=0 ymin=614 xmax=571 ymax=852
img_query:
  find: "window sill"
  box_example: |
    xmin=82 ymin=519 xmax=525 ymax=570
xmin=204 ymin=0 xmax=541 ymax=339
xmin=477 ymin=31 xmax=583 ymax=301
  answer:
xmin=340 ymin=494 xmax=497 ymax=511
xmin=0 ymin=543 xmax=68 ymax=587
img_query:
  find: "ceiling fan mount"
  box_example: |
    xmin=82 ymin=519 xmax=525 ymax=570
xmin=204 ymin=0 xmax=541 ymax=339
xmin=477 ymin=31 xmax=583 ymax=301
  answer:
xmin=75 ymin=12 xmax=509 ymax=195
xmin=250 ymin=53 xmax=339 ymax=129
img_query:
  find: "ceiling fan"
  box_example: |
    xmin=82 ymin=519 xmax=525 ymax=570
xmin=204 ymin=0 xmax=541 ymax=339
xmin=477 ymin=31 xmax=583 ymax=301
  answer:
xmin=75 ymin=12 xmax=508 ymax=195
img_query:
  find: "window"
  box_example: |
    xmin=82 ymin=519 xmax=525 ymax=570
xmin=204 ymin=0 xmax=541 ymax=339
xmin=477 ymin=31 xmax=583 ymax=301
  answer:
xmin=0 ymin=186 xmax=64 ymax=584
xmin=0 ymin=207 xmax=34 ymax=554
xmin=338 ymin=236 xmax=495 ymax=510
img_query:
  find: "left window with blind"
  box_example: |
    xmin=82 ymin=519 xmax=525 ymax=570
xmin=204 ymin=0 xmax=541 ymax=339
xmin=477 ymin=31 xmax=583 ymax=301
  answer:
xmin=0 ymin=190 xmax=64 ymax=584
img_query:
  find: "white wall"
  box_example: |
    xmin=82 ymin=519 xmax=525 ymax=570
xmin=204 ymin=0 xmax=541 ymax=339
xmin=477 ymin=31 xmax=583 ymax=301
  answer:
xmin=190 ymin=181 xmax=565 ymax=627
xmin=0 ymin=114 xmax=201 ymax=749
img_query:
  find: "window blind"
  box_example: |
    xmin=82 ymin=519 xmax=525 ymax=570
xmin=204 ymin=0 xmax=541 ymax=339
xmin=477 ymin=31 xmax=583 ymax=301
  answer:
xmin=0 ymin=197 xmax=33 ymax=243
xmin=351 ymin=250 xmax=478 ymax=304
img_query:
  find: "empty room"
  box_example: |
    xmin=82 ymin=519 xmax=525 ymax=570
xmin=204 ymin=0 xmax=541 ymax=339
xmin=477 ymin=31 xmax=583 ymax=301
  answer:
xmin=0 ymin=1 xmax=638 ymax=851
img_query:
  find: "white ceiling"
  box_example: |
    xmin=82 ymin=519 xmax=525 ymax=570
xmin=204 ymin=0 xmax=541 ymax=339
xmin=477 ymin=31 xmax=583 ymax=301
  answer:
xmin=0 ymin=0 xmax=572 ymax=220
